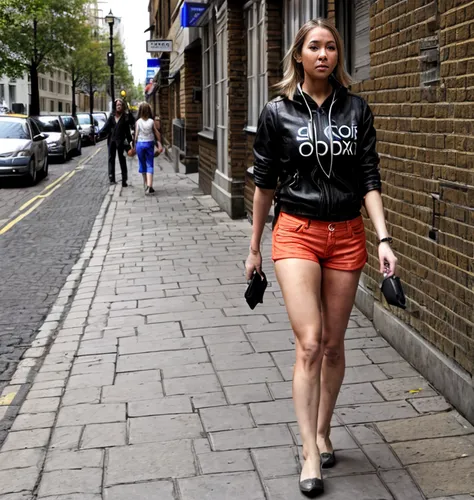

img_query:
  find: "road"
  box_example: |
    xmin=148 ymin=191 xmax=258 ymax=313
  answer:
xmin=0 ymin=143 xmax=111 ymax=395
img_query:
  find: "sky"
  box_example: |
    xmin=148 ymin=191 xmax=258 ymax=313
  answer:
xmin=99 ymin=0 xmax=150 ymax=85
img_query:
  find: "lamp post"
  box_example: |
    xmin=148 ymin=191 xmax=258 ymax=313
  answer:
xmin=105 ymin=10 xmax=115 ymax=106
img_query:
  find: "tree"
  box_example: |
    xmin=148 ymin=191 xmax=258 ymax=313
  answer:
xmin=0 ymin=0 xmax=87 ymax=115
xmin=113 ymin=35 xmax=134 ymax=99
xmin=63 ymin=31 xmax=108 ymax=116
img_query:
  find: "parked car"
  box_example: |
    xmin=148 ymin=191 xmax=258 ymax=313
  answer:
xmin=76 ymin=113 xmax=99 ymax=145
xmin=92 ymin=112 xmax=108 ymax=141
xmin=0 ymin=114 xmax=49 ymax=184
xmin=60 ymin=115 xmax=82 ymax=156
xmin=33 ymin=115 xmax=71 ymax=163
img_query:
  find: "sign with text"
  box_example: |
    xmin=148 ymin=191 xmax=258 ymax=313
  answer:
xmin=181 ymin=2 xmax=208 ymax=28
xmin=146 ymin=40 xmax=173 ymax=53
xmin=146 ymin=58 xmax=160 ymax=82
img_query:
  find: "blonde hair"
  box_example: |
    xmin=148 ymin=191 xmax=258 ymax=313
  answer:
xmin=138 ymin=102 xmax=153 ymax=120
xmin=275 ymin=19 xmax=352 ymax=99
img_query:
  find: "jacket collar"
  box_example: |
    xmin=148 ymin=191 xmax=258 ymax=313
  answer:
xmin=293 ymin=75 xmax=347 ymax=111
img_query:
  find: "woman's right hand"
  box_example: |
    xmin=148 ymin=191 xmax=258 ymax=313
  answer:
xmin=245 ymin=248 xmax=262 ymax=281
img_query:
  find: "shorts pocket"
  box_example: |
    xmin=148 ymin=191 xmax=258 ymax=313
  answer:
xmin=277 ymin=213 xmax=308 ymax=233
xmin=349 ymin=217 xmax=365 ymax=236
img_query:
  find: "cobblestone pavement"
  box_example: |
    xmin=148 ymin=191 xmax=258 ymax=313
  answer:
xmin=0 ymin=145 xmax=110 ymax=416
xmin=0 ymin=155 xmax=472 ymax=499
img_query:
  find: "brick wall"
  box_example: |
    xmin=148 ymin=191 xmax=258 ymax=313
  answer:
xmin=183 ymin=47 xmax=202 ymax=158
xmin=353 ymin=0 xmax=474 ymax=375
xmin=198 ymin=136 xmax=218 ymax=194
xmin=227 ymin=0 xmax=247 ymax=188
xmin=157 ymin=85 xmax=170 ymax=143
xmin=244 ymin=0 xmax=284 ymax=217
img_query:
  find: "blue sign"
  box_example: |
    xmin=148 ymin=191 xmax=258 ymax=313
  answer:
xmin=146 ymin=69 xmax=157 ymax=80
xmin=181 ymin=2 xmax=208 ymax=28
xmin=147 ymin=58 xmax=160 ymax=68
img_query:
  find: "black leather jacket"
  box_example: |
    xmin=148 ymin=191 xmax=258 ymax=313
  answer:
xmin=253 ymin=77 xmax=381 ymax=222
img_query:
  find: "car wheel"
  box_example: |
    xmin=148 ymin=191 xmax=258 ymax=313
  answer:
xmin=27 ymin=159 xmax=37 ymax=185
xmin=40 ymin=155 xmax=49 ymax=178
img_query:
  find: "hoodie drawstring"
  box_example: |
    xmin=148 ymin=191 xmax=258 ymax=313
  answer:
xmin=297 ymin=83 xmax=337 ymax=180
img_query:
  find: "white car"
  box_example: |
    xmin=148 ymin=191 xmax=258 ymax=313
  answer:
xmin=0 ymin=114 xmax=49 ymax=184
xmin=33 ymin=115 xmax=71 ymax=163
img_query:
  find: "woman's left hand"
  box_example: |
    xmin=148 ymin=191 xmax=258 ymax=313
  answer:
xmin=378 ymin=242 xmax=398 ymax=277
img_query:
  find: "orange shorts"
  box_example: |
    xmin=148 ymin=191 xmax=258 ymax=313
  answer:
xmin=272 ymin=212 xmax=368 ymax=271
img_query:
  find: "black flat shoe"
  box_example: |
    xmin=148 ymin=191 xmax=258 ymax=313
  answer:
xmin=321 ymin=451 xmax=336 ymax=469
xmin=299 ymin=476 xmax=324 ymax=497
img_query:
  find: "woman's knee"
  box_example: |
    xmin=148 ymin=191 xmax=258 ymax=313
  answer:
xmin=322 ymin=340 xmax=345 ymax=366
xmin=295 ymin=337 xmax=323 ymax=369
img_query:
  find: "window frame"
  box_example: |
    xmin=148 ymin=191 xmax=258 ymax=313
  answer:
xmin=245 ymin=0 xmax=267 ymax=131
xmin=283 ymin=0 xmax=326 ymax=52
xmin=201 ymin=12 xmax=217 ymax=135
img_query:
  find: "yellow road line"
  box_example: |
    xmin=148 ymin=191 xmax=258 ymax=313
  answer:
xmin=65 ymin=170 xmax=76 ymax=181
xmin=19 ymin=195 xmax=41 ymax=212
xmin=0 ymin=199 xmax=45 ymax=235
xmin=1 ymin=146 xmax=103 ymax=235
xmin=41 ymin=171 xmax=69 ymax=194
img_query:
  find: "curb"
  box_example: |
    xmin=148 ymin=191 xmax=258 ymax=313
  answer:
xmin=0 ymin=172 xmax=115 ymax=447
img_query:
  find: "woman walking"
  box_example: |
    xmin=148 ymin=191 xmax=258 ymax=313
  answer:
xmin=135 ymin=103 xmax=162 ymax=194
xmin=245 ymin=19 xmax=397 ymax=497
xmin=102 ymin=99 xmax=133 ymax=187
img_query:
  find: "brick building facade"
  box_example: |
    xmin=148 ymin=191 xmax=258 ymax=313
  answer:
xmin=149 ymin=0 xmax=474 ymax=422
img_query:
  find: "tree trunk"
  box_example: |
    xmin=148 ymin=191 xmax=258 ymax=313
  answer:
xmin=30 ymin=64 xmax=40 ymax=116
xmin=71 ymin=70 xmax=77 ymax=117
xmin=89 ymin=73 xmax=94 ymax=116
xmin=30 ymin=18 xmax=40 ymax=116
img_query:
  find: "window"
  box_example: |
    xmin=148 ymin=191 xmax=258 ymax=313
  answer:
xmin=202 ymin=12 xmax=216 ymax=132
xmin=58 ymin=83 xmax=62 ymax=94
xmin=336 ymin=0 xmax=370 ymax=81
xmin=65 ymin=85 xmax=69 ymax=95
xmin=49 ymin=80 xmax=54 ymax=92
xmin=245 ymin=0 xmax=267 ymax=130
xmin=216 ymin=6 xmax=228 ymax=175
xmin=40 ymin=98 xmax=45 ymax=111
xmin=0 ymin=84 xmax=4 ymax=102
xmin=50 ymin=100 xmax=54 ymax=112
xmin=66 ymin=103 xmax=71 ymax=113
xmin=58 ymin=102 xmax=63 ymax=112
xmin=283 ymin=0 xmax=326 ymax=52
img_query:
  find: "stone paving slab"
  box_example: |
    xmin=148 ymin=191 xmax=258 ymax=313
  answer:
xmin=0 ymin=157 xmax=470 ymax=500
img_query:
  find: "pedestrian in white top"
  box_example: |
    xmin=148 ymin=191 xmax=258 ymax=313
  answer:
xmin=135 ymin=102 xmax=162 ymax=194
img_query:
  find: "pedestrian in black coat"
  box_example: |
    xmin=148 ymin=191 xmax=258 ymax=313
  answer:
xmin=102 ymin=99 xmax=133 ymax=186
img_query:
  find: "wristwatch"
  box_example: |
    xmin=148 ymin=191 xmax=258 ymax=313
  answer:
xmin=379 ymin=237 xmax=393 ymax=245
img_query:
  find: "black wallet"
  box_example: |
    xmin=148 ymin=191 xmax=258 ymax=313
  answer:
xmin=380 ymin=275 xmax=406 ymax=309
xmin=245 ymin=271 xmax=268 ymax=310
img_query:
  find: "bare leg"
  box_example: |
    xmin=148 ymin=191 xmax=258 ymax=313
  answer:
xmin=142 ymin=173 xmax=146 ymax=188
xmin=317 ymin=267 xmax=361 ymax=454
xmin=146 ymin=173 xmax=153 ymax=188
xmin=275 ymin=258 xmax=323 ymax=481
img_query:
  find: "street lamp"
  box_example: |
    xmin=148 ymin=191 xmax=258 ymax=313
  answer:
xmin=105 ymin=10 xmax=115 ymax=105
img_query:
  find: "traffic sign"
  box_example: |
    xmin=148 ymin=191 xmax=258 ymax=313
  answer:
xmin=146 ymin=40 xmax=173 ymax=52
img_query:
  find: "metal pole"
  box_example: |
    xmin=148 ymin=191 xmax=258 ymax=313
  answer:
xmin=109 ymin=23 xmax=115 ymax=104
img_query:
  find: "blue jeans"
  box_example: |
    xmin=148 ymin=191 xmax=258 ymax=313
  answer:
xmin=137 ymin=141 xmax=154 ymax=174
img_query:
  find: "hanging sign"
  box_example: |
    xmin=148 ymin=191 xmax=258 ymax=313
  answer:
xmin=146 ymin=40 xmax=173 ymax=52
xmin=181 ymin=2 xmax=208 ymax=28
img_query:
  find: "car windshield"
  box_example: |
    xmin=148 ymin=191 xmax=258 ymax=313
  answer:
xmin=0 ymin=120 xmax=29 ymax=139
xmin=38 ymin=117 xmax=61 ymax=133
xmin=78 ymin=115 xmax=91 ymax=125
